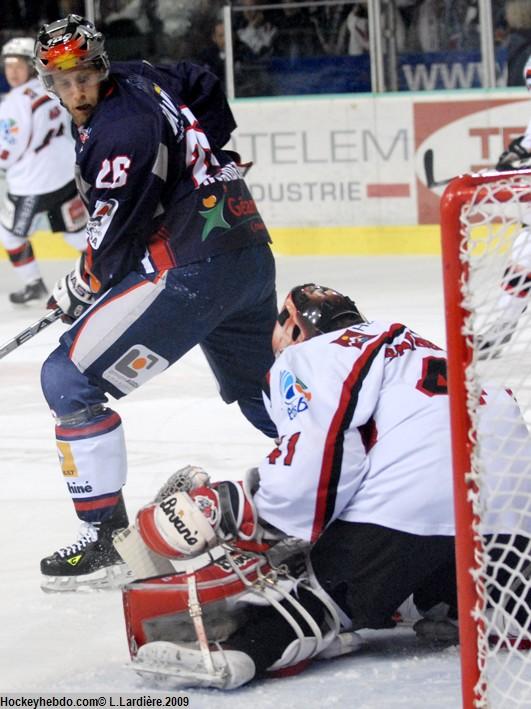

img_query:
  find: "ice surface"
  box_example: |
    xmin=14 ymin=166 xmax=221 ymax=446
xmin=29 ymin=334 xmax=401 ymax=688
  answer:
xmin=0 ymin=255 xmax=463 ymax=706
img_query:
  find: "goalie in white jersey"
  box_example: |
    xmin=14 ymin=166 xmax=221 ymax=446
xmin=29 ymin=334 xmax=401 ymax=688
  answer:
xmin=125 ymin=283 xmax=468 ymax=689
xmin=0 ymin=37 xmax=87 ymax=304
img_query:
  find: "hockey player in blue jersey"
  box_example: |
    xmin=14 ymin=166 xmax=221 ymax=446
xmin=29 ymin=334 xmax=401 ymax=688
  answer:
xmin=33 ymin=14 xmax=278 ymax=590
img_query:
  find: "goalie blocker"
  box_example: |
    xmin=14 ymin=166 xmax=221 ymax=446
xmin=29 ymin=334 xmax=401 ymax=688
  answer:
xmin=135 ymin=471 xmax=260 ymax=560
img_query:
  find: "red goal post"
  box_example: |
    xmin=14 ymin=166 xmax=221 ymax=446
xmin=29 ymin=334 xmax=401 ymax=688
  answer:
xmin=440 ymin=170 xmax=531 ymax=709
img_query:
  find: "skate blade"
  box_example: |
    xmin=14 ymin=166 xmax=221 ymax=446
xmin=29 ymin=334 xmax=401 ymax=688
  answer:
xmin=40 ymin=562 xmax=132 ymax=593
xmin=131 ymin=658 xmax=226 ymax=689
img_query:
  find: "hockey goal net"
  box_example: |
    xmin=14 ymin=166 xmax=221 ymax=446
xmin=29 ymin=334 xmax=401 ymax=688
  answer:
xmin=440 ymin=170 xmax=531 ymax=708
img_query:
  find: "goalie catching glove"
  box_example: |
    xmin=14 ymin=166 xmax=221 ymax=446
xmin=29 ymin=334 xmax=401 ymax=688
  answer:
xmin=47 ymin=254 xmax=97 ymax=323
xmin=496 ymin=136 xmax=531 ymax=171
xmin=136 ymin=470 xmax=259 ymax=559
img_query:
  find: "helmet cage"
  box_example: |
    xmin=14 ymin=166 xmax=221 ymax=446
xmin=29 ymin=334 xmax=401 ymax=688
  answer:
xmin=35 ymin=14 xmax=109 ymax=92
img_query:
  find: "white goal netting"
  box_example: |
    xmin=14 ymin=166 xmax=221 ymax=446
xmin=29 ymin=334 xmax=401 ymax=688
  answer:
xmin=450 ymin=174 xmax=531 ymax=708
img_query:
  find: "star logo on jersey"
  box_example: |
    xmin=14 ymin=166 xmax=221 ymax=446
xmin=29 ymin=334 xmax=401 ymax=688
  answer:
xmin=332 ymin=329 xmax=374 ymax=348
xmin=0 ymin=118 xmax=19 ymax=145
xmin=199 ymin=194 xmax=231 ymax=241
xmin=280 ymin=370 xmax=312 ymax=420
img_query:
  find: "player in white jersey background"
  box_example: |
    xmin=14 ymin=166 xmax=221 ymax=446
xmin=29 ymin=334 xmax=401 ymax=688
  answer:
xmin=0 ymin=37 xmax=87 ymax=304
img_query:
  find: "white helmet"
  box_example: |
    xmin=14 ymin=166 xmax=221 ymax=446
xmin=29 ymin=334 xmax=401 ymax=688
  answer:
xmin=524 ymin=54 xmax=531 ymax=92
xmin=1 ymin=37 xmax=35 ymax=61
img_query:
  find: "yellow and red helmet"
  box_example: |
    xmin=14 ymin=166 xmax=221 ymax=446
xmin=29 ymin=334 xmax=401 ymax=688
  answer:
xmin=34 ymin=14 xmax=109 ymax=91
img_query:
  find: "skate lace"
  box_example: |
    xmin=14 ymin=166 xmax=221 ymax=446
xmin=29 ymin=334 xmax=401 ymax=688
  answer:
xmin=57 ymin=522 xmax=99 ymax=558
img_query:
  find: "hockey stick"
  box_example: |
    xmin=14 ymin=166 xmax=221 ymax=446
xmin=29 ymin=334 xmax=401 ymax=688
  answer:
xmin=423 ymin=149 xmax=454 ymax=189
xmin=0 ymin=308 xmax=63 ymax=361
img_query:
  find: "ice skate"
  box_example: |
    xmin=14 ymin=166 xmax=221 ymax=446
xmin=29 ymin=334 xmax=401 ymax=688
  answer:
xmin=41 ymin=500 xmax=131 ymax=592
xmin=9 ymin=278 xmax=48 ymax=305
xmin=133 ymin=641 xmax=255 ymax=690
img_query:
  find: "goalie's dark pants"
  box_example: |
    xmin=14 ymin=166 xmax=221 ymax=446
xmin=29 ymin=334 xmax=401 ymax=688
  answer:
xmin=228 ymin=521 xmax=457 ymax=674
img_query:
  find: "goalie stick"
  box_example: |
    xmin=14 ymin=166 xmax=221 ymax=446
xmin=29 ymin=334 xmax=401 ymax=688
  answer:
xmin=423 ymin=149 xmax=454 ymax=189
xmin=0 ymin=308 xmax=63 ymax=361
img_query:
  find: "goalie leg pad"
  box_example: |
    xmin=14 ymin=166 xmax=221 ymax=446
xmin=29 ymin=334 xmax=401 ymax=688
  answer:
xmin=134 ymin=641 xmax=256 ymax=690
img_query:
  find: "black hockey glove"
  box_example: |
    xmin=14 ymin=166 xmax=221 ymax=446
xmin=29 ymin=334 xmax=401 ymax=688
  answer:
xmin=496 ymin=136 xmax=531 ymax=171
xmin=47 ymin=254 xmax=97 ymax=324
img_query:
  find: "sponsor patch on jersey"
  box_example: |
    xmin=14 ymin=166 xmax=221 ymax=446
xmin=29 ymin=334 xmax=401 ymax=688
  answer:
xmin=78 ymin=126 xmax=92 ymax=145
xmin=57 ymin=441 xmax=78 ymax=478
xmin=67 ymin=481 xmax=93 ymax=495
xmin=0 ymin=118 xmax=19 ymax=145
xmin=280 ymin=369 xmax=312 ymax=420
xmin=103 ymin=345 xmax=169 ymax=394
xmin=199 ymin=194 xmax=231 ymax=241
xmin=332 ymin=329 xmax=375 ymax=348
xmin=86 ymin=199 xmax=118 ymax=249
xmin=227 ymin=196 xmax=257 ymax=217
xmin=23 ymin=87 xmax=38 ymax=100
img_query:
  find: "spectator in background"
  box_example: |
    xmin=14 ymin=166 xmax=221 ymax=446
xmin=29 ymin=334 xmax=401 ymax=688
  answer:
xmin=101 ymin=0 xmax=151 ymax=34
xmin=308 ymin=2 xmax=350 ymax=55
xmin=196 ymin=19 xmax=226 ymax=90
xmin=413 ymin=0 xmax=446 ymax=53
xmin=236 ymin=0 xmax=278 ymax=59
xmin=336 ymin=2 xmax=370 ymax=56
xmin=271 ymin=0 xmax=322 ymax=59
xmin=505 ymin=0 xmax=531 ymax=86
xmin=99 ymin=0 xmax=194 ymax=61
xmin=443 ymin=0 xmax=480 ymax=51
xmin=186 ymin=1 xmax=226 ymax=58
xmin=195 ymin=19 xmax=272 ymax=97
